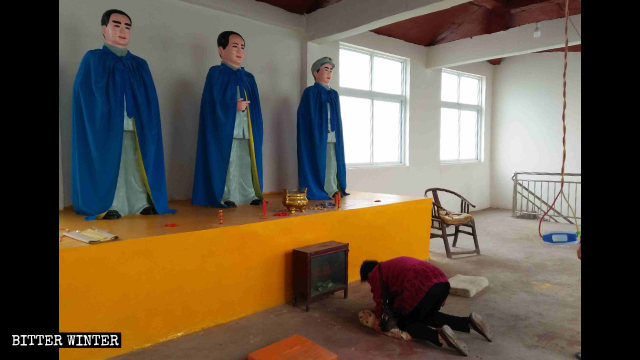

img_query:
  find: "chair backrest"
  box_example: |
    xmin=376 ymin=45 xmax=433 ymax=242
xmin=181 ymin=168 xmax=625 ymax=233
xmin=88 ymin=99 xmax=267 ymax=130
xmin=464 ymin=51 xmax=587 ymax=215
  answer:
xmin=424 ymin=188 xmax=443 ymax=218
xmin=424 ymin=187 xmax=476 ymax=215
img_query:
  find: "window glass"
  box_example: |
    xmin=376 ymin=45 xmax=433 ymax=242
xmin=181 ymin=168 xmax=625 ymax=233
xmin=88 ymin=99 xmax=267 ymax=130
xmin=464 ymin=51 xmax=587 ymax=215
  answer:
xmin=440 ymin=108 xmax=459 ymax=161
xmin=440 ymin=69 xmax=483 ymax=162
xmin=459 ymin=110 xmax=478 ymax=159
xmin=339 ymin=49 xmax=370 ymax=91
xmin=441 ymin=72 xmax=458 ymax=102
xmin=339 ymin=45 xmax=407 ymax=166
xmin=373 ymin=100 xmax=401 ymax=162
xmin=459 ymin=76 xmax=479 ymax=105
xmin=340 ymin=96 xmax=372 ymax=163
xmin=372 ymin=56 xmax=402 ymax=95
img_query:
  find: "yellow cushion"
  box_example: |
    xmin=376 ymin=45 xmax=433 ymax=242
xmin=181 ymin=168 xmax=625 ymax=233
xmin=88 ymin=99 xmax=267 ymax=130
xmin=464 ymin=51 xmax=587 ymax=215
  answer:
xmin=438 ymin=209 xmax=473 ymax=225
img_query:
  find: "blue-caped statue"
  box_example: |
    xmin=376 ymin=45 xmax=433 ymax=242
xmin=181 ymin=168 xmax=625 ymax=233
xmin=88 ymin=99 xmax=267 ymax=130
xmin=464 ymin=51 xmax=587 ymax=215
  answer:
xmin=71 ymin=9 xmax=175 ymax=220
xmin=297 ymin=57 xmax=348 ymax=200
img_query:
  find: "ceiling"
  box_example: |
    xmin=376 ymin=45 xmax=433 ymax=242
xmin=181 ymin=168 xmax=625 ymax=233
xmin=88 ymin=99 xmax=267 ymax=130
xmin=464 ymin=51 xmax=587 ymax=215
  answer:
xmin=256 ymin=0 xmax=344 ymax=14
xmin=256 ymin=0 xmax=581 ymax=64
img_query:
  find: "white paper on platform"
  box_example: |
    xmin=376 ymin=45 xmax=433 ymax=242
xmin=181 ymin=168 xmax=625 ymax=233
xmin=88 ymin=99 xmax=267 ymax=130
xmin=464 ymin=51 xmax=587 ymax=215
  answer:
xmin=63 ymin=228 xmax=118 ymax=244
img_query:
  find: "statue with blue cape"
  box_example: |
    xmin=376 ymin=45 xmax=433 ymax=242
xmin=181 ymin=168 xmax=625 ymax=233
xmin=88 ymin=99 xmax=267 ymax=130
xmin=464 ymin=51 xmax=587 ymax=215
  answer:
xmin=297 ymin=57 xmax=348 ymax=200
xmin=71 ymin=9 xmax=175 ymax=220
xmin=192 ymin=31 xmax=264 ymax=208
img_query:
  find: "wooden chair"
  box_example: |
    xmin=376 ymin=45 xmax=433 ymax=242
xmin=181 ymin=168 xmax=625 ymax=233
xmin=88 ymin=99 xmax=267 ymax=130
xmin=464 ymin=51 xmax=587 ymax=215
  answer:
xmin=424 ymin=188 xmax=480 ymax=259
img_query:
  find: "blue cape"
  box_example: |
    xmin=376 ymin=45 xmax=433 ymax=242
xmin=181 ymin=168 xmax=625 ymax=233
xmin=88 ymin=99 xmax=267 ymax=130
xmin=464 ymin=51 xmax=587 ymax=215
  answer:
xmin=192 ymin=65 xmax=264 ymax=207
xmin=71 ymin=46 xmax=175 ymax=220
xmin=297 ymin=83 xmax=348 ymax=200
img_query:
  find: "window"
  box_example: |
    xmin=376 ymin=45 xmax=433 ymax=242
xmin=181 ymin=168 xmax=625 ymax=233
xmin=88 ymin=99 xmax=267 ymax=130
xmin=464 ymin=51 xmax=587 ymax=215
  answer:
xmin=440 ymin=69 xmax=484 ymax=162
xmin=339 ymin=45 xmax=407 ymax=166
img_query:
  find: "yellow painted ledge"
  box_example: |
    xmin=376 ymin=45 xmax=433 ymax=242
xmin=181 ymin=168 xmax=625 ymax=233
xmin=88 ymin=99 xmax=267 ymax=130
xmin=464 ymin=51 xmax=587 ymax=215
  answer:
xmin=60 ymin=198 xmax=431 ymax=359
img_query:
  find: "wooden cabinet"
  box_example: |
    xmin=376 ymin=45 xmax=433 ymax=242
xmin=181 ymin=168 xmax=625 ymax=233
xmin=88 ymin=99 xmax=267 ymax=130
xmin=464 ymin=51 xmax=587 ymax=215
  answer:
xmin=292 ymin=241 xmax=349 ymax=311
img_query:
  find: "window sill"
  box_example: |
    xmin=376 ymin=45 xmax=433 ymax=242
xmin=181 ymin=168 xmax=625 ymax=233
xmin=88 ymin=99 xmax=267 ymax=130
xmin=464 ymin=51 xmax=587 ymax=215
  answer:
xmin=347 ymin=163 xmax=408 ymax=170
xmin=440 ymin=160 xmax=482 ymax=166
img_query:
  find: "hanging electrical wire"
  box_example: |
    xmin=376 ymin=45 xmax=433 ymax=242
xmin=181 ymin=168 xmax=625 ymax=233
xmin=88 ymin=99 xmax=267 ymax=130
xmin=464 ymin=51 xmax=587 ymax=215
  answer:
xmin=538 ymin=0 xmax=580 ymax=238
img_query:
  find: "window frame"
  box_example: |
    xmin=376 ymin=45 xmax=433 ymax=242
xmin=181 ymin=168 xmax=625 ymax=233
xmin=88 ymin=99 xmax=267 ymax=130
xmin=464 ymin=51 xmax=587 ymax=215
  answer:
xmin=439 ymin=68 xmax=485 ymax=164
xmin=338 ymin=43 xmax=409 ymax=167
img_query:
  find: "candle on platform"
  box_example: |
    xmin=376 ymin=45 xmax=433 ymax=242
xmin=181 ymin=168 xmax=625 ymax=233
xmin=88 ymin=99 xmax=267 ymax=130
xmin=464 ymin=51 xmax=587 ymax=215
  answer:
xmin=262 ymin=200 xmax=267 ymax=218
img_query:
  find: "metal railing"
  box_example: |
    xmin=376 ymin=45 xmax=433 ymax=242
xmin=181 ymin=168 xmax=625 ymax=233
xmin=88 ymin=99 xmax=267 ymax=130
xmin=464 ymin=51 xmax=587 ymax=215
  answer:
xmin=512 ymin=172 xmax=581 ymax=224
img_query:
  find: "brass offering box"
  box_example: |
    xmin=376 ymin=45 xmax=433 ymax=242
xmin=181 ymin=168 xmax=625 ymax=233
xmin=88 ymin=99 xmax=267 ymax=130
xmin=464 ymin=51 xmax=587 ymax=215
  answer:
xmin=283 ymin=188 xmax=308 ymax=214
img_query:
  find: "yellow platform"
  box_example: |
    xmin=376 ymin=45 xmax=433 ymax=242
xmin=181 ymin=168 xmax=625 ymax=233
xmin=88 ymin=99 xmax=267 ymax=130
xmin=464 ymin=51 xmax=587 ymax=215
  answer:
xmin=59 ymin=191 xmax=432 ymax=359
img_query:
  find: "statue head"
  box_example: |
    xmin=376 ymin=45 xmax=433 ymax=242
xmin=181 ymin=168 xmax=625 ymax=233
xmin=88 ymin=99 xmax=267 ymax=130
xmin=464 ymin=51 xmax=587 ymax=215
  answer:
xmin=101 ymin=9 xmax=132 ymax=48
xmin=217 ymin=31 xmax=245 ymax=68
xmin=311 ymin=56 xmax=335 ymax=86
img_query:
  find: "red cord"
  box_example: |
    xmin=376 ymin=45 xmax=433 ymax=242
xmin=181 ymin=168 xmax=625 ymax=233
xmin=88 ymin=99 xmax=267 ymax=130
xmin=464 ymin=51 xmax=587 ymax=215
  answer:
xmin=538 ymin=0 xmax=570 ymax=237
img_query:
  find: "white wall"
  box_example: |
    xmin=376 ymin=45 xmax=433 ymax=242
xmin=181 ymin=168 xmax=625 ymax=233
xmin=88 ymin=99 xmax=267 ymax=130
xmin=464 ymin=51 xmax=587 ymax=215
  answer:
xmin=491 ymin=52 xmax=581 ymax=209
xmin=59 ymin=0 xmax=304 ymax=207
xmin=336 ymin=32 xmax=494 ymax=210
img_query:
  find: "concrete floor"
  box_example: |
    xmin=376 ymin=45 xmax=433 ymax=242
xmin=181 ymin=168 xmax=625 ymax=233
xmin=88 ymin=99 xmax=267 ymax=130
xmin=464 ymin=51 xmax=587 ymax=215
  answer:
xmin=112 ymin=208 xmax=581 ymax=360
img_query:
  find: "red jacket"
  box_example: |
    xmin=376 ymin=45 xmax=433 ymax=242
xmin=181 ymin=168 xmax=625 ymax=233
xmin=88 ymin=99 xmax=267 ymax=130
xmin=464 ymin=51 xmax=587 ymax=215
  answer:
xmin=368 ymin=256 xmax=448 ymax=318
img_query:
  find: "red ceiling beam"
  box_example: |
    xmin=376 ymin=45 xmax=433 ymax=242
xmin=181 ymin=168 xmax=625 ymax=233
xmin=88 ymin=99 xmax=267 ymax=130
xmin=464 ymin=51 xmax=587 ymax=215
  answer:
xmin=486 ymin=7 xmax=511 ymax=33
xmin=507 ymin=0 xmax=550 ymax=11
xmin=372 ymin=0 xmax=580 ymax=48
xmin=488 ymin=43 xmax=580 ymax=66
xmin=431 ymin=5 xmax=486 ymax=45
xmin=472 ymin=0 xmax=506 ymax=10
xmin=255 ymin=0 xmax=344 ymax=15
xmin=309 ymin=0 xmax=343 ymax=14
xmin=372 ymin=2 xmax=481 ymax=47
xmin=473 ymin=0 xmax=511 ymax=37
xmin=538 ymin=44 xmax=581 ymax=52
xmin=509 ymin=0 xmax=581 ymax=27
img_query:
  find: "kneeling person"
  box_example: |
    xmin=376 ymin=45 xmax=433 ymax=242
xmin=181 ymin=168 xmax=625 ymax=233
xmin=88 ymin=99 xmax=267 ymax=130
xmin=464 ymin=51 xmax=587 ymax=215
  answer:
xmin=360 ymin=257 xmax=493 ymax=356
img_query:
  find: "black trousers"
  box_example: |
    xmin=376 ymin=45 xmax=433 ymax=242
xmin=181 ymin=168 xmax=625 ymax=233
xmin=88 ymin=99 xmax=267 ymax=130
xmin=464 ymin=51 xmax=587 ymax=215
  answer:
xmin=397 ymin=282 xmax=470 ymax=345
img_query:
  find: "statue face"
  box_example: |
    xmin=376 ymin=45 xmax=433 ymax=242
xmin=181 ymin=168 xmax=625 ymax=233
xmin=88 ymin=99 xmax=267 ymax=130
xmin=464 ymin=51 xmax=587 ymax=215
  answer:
xmin=219 ymin=34 xmax=245 ymax=67
xmin=102 ymin=13 xmax=131 ymax=48
xmin=314 ymin=64 xmax=333 ymax=86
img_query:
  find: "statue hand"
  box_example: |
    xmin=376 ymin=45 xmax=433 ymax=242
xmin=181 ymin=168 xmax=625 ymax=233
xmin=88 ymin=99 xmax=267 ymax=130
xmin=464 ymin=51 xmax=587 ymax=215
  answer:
xmin=237 ymin=98 xmax=251 ymax=111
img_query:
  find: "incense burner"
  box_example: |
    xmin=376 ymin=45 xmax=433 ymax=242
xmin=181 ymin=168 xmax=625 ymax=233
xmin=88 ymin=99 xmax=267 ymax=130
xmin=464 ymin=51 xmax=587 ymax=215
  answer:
xmin=283 ymin=188 xmax=308 ymax=214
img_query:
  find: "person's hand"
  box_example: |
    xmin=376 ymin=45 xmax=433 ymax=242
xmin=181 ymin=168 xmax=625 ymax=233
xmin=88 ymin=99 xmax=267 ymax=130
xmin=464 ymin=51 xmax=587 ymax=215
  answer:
xmin=577 ymin=243 xmax=581 ymax=260
xmin=577 ymin=234 xmax=581 ymax=260
xmin=386 ymin=328 xmax=413 ymax=341
xmin=237 ymin=97 xmax=250 ymax=111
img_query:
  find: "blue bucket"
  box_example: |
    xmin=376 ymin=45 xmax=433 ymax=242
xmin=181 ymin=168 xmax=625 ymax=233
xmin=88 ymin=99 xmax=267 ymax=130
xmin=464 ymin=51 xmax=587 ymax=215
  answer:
xmin=542 ymin=231 xmax=578 ymax=245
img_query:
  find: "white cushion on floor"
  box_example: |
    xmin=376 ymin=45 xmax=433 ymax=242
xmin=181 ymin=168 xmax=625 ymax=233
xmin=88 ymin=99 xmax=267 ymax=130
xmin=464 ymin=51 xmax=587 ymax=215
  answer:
xmin=448 ymin=274 xmax=489 ymax=298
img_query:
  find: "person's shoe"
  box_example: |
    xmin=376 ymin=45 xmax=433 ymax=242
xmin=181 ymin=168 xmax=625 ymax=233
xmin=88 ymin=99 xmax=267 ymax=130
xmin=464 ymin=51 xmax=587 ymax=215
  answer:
xmin=102 ymin=210 xmax=121 ymax=220
xmin=250 ymin=199 xmax=262 ymax=206
xmin=224 ymin=201 xmax=237 ymax=208
xmin=469 ymin=312 xmax=493 ymax=342
xmin=438 ymin=325 xmax=468 ymax=356
xmin=139 ymin=206 xmax=158 ymax=215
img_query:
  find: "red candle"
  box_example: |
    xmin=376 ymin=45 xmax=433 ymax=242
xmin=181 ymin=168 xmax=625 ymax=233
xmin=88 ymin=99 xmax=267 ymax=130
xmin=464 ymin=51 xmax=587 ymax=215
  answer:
xmin=262 ymin=199 xmax=267 ymax=218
